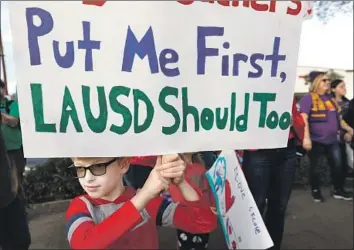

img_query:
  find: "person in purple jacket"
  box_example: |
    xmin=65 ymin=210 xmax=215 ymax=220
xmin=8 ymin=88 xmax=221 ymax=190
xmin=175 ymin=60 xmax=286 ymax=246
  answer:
xmin=299 ymin=71 xmax=353 ymax=202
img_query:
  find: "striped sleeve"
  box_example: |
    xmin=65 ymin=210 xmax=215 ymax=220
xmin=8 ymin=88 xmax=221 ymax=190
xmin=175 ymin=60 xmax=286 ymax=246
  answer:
xmin=154 ymin=196 xmax=217 ymax=234
xmin=155 ymin=196 xmax=178 ymax=227
xmin=65 ymin=197 xmax=142 ymax=249
xmin=66 ymin=211 xmax=93 ymax=244
xmin=66 ymin=197 xmax=93 ymax=246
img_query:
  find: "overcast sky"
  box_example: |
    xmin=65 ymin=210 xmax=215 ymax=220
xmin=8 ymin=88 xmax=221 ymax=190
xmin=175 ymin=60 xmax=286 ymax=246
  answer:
xmin=1 ymin=1 xmax=353 ymax=94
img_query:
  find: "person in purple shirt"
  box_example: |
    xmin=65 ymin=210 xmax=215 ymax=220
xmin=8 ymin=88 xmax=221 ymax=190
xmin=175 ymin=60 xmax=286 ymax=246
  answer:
xmin=299 ymin=71 xmax=353 ymax=202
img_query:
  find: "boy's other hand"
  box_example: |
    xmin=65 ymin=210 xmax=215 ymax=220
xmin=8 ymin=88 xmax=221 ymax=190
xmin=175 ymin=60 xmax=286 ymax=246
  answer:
xmin=161 ymin=154 xmax=182 ymax=165
xmin=157 ymin=154 xmax=186 ymax=185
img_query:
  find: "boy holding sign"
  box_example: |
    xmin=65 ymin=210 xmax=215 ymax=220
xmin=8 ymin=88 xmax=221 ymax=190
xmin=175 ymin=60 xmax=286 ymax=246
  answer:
xmin=65 ymin=155 xmax=217 ymax=249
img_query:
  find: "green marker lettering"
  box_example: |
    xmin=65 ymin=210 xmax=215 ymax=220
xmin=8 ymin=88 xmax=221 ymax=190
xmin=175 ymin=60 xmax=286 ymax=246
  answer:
xmin=133 ymin=89 xmax=154 ymax=134
xmin=82 ymin=86 xmax=108 ymax=133
xmin=159 ymin=86 xmax=180 ymax=135
xmin=30 ymin=83 xmax=56 ymax=133
xmin=182 ymin=87 xmax=200 ymax=132
xmin=253 ymin=93 xmax=276 ymax=128
xmin=60 ymin=86 xmax=83 ymax=133
xmin=236 ymin=93 xmax=249 ymax=132
xmin=109 ymin=86 xmax=132 ymax=135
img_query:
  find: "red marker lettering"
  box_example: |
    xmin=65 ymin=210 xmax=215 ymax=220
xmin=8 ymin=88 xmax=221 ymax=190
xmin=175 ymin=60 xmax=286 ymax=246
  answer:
xmin=286 ymin=0 xmax=302 ymax=16
xmin=82 ymin=1 xmax=106 ymax=7
xmin=177 ymin=1 xmax=194 ymax=5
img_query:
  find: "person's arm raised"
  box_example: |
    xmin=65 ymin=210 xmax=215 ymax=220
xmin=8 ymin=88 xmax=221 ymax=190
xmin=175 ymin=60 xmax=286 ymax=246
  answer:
xmin=66 ymin=197 xmax=142 ymax=249
xmin=67 ymin=157 xmax=170 ymax=249
xmin=159 ymin=154 xmax=200 ymax=201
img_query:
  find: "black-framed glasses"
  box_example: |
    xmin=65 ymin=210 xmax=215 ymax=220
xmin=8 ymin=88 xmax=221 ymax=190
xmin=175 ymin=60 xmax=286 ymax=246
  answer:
xmin=68 ymin=158 xmax=117 ymax=178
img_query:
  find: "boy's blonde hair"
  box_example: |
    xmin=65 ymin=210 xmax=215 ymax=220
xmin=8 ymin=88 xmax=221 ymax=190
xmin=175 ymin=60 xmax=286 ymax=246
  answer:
xmin=71 ymin=157 xmax=120 ymax=166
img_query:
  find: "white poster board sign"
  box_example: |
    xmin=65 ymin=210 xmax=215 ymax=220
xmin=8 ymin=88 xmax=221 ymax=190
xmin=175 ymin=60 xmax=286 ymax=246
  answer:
xmin=8 ymin=1 xmax=305 ymax=157
xmin=206 ymin=150 xmax=273 ymax=249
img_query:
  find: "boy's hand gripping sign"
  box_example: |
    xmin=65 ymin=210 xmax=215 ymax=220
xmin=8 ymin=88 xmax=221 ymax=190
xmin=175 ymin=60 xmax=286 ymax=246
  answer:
xmin=8 ymin=1 xmax=306 ymax=157
xmin=206 ymin=150 xmax=273 ymax=249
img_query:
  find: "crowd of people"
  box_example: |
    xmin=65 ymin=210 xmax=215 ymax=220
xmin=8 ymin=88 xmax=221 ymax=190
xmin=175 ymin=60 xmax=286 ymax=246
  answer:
xmin=0 ymin=71 xmax=353 ymax=250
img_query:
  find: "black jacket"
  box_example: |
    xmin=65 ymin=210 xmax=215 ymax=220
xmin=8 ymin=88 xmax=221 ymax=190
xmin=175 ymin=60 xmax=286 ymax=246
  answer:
xmin=344 ymin=98 xmax=354 ymax=129
xmin=344 ymin=98 xmax=354 ymax=148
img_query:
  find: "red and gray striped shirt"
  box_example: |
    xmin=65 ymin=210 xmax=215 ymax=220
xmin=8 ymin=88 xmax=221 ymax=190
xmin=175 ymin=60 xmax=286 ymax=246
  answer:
xmin=66 ymin=187 xmax=217 ymax=249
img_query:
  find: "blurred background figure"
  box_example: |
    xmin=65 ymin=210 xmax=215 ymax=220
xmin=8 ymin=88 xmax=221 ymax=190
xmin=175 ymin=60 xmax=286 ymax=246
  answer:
xmin=0 ymin=98 xmax=31 ymax=250
xmin=299 ymin=71 xmax=353 ymax=203
xmin=0 ymin=107 xmax=18 ymax=208
xmin=242 ymin=98 xmax=305 ymax=250
xmin=343 ymin=97 xmax=354 ymax=176
xmin=0 ymin=80 xmax=26 ymax=183
xmin=331 ymin=79 xmax=353 ymax=177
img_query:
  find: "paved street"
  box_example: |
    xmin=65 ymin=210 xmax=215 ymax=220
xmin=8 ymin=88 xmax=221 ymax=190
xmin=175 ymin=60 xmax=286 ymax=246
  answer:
xmin=28 ymin=188 xmax=353 ymax=249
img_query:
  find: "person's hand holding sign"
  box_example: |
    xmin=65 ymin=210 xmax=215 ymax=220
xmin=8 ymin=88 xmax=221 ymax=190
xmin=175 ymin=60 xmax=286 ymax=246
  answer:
xmin=160 ymin=154 xmax=186 ymax=185
xmin=137 ymin=156 xmax=172 ymax=201
xmin=157 ymin=154 xmax=200 ymax=202
xmin=140 ymin=154 xmax=187 ymax=198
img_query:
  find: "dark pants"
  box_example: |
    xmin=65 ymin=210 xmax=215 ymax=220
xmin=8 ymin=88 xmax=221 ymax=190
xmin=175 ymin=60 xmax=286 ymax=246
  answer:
xmin=124 ymin=164 xmax=210 ymax=250
xmin=339 ymin=143 xmax=350 ymax=178
xmin=7 ymin=147 xmax=27 ymax=207
xmin=0 ymin=195 xmax=31 ymax=250
xmin=243 ymin=139 xmax=297 ymax=250
xmin=308 ymin=142 xmax=343 ymax=191
xmin=177 ymin=229 xmax=209 ymax=250
xmin=7 ymin=147 xmax=26 ymax=184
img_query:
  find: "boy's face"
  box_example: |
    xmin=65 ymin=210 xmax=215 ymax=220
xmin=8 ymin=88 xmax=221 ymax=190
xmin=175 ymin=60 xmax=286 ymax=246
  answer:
xmin=72 ymin=157 xmax=130 ymax=200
